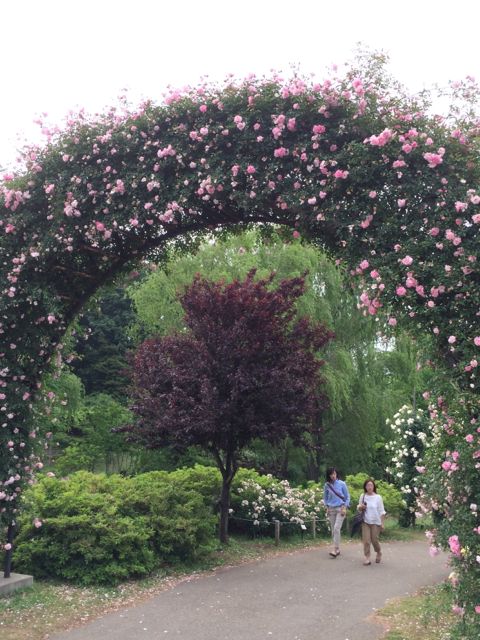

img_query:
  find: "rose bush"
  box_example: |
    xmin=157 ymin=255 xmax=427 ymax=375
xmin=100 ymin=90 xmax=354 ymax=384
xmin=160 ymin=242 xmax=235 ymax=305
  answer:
xmin=233 ymin=476 xmax=327 ymax=535
xmin=385 ymin=405 xmax=431 ymax=526
xmin=421 ymin=396 xmax=480 ymax=636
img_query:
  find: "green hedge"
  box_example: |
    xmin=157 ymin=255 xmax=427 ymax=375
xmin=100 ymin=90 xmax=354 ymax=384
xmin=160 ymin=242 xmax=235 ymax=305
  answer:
xmin=14 ymin=470 xmax=216 ymax=585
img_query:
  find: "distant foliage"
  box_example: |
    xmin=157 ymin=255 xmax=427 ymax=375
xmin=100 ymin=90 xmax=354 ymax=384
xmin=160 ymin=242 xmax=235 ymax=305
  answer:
xmin=72 ymin=287 xmax=136 ymax=399
xmin=130 ymin=230 xmax=421 ymax=479
xmin=53 ymin=393 xmax=135 ymax=475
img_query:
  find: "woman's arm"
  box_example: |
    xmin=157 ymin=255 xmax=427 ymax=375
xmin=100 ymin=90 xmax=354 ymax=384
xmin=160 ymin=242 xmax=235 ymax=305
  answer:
xmin=357 ymin=494 xmax=366 ymax=511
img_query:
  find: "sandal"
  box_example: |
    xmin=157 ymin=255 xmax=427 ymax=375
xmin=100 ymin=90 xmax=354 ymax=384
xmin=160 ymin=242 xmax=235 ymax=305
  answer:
xmin=375 ymin=553 xmax=382 ymax=564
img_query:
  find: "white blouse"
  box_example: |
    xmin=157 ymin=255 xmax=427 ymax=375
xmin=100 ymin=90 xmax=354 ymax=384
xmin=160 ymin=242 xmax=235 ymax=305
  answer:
xmin=358 ymin=493 xmax=386 ymax=525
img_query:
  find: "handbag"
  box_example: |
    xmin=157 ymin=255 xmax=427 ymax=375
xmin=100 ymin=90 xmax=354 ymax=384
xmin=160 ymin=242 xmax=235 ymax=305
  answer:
xmin=351 ymin=494 xmax=366 ymax=536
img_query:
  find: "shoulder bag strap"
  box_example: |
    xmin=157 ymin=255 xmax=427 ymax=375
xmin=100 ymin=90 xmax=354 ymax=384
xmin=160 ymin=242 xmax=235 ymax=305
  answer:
xmin=326 ymin=482 xmax=345 ymax=501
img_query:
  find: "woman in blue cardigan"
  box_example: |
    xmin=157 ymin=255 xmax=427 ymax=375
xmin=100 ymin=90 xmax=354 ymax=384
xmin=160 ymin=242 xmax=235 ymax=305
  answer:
xmin=323 ymin=467 xmax=350 ymax=557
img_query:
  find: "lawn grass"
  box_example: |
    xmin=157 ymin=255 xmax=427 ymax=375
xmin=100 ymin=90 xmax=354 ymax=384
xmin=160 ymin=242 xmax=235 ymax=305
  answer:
xmin=0 ymin=524 xmax=425 ymax=640
xmin=375 ymin=583 xmax=456 ymax=640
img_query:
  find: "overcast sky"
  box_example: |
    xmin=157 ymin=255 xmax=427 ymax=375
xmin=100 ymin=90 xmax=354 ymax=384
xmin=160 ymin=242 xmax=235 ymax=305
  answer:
xmin=1 ymin=0 xmax=479 ymax=168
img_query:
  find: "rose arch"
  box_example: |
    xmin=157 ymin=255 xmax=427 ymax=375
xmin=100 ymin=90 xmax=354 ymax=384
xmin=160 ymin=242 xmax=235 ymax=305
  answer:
xmin=1 ymin=62 xmax=479 ymax=611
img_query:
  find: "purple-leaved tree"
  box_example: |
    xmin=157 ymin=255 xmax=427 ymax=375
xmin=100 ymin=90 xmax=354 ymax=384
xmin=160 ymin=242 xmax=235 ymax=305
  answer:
xmin=128 ymin=270 xmax=333 ymax=542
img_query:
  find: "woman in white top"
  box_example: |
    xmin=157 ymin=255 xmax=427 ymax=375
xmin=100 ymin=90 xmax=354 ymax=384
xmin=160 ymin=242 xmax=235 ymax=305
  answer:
xmin=357 ymin=478 xmax=386 ymax=565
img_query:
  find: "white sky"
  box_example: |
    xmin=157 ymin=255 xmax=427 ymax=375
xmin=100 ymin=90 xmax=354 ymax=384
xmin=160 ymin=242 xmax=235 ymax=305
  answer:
xmin=1 ymin=0 xmax=479 ymax=168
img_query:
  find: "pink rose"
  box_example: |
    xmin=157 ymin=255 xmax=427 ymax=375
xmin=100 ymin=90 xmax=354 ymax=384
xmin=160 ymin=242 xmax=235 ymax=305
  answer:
xmin=448 ymin=535 xmax=461 ymax=557
xmin=274 ymin=147 xmax=288 ymax=158
xmin=423 ymin=152 xmax=443 ymax=168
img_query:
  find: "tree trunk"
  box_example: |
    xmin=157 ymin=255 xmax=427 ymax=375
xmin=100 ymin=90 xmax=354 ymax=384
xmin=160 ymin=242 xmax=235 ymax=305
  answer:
xmin=211 ymin=447 xmax=238 ymax=544
xmin=305 ymin=418 xmax=324 ymax=482
xmin=219 ymin=475 xmax=232 ymax=544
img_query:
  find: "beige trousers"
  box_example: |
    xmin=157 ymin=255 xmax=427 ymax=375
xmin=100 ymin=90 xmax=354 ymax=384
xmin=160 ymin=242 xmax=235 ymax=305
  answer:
xmin=327 ymin=507 xmax=346 ymax=548
xmin=361 ymin=522 xmax=381 ymax=557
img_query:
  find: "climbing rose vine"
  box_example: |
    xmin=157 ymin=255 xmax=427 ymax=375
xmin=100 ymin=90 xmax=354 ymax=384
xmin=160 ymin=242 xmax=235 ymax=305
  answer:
xmin=0 ymin=56 xmax=479 ymax=630
xmin=385 ymin=405 xmax=431 ymax=527
xmin=421 ymin=396 xmax=480 ymax=634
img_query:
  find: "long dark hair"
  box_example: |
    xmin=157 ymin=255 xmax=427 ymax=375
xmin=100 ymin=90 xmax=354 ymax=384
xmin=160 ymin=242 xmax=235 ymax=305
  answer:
xmin=325 ymin=467 xmax=338 ymax=482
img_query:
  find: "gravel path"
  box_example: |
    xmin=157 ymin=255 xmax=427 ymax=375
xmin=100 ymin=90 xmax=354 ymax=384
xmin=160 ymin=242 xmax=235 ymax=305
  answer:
xmin=51 ymin=539 xmax=449 ymax=640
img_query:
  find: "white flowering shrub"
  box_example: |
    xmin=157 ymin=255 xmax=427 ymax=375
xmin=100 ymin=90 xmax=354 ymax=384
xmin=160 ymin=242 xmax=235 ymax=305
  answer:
xmin=385 ymin=404 xmax=431 ymax=526
xmin=233 ymin=477 xmax=328 ymax=534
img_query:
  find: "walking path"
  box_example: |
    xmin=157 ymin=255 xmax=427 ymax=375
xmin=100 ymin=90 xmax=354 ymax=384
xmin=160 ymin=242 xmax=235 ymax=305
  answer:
xmin=51 ymin=540 xmax=449 ymax=640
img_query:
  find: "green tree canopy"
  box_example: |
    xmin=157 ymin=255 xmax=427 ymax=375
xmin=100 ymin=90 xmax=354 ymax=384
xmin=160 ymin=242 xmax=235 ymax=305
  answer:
xmin=130 ymin=231 xmax=434 ymax=478
xmin=72 ymin=287 xmax=136 ymax=399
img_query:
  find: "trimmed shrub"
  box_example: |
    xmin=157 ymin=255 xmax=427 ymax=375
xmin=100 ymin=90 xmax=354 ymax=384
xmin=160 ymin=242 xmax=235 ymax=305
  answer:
xmin=127 ymin=472 xmax=217 ymax=561
xmin=169 ymin=465 xmax=223 ymax=509
xmin=14 ymin=473 xmax=155 ymax=585
xmin=14 ymin=470 xmax=216 ymax=585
